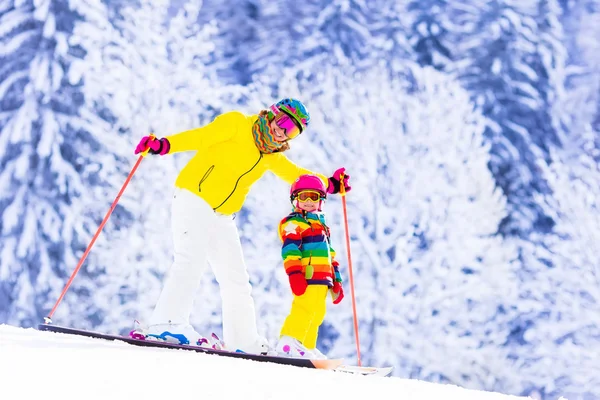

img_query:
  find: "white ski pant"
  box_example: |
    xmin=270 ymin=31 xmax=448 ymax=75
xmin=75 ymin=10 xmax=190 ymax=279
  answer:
xmin=149 ymin=187 xmax=260 ymax=350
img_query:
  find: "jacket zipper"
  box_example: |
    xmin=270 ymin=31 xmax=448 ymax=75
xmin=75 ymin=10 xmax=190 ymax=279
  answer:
xmin=213 ymin=153 xmax=263 ymax=211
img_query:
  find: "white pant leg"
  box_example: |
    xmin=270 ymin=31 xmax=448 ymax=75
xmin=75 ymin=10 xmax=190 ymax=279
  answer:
xmin=207 ymin=214 xmax=260 ymax=350
xmin=149 ymin=188 xmax=214 ymax=326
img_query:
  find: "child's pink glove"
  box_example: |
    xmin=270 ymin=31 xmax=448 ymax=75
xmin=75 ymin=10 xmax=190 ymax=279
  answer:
xmin=327 ymin=167 xmax=351 ymax=194
xmin=332 ymin=281 xmax=344 ymax=304
xmin=134 ymin=135 xmax=170 ymax=155
xmin=288 ymin=272 xmax=308 ymax=296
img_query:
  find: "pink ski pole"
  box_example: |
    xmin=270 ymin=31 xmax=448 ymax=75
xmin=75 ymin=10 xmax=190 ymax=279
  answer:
xmin=44 ymin=135 xmax=154 ymax=323
xmin=339 ymin=173 xmax=361 ymax=366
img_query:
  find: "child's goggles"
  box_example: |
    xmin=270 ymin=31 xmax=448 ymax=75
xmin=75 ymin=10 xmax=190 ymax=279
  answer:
xmin=295 ymin=190 xmax=324 ymax=202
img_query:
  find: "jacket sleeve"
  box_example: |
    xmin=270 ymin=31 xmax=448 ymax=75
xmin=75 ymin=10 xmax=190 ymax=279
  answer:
xmin=331 ymin=251 xmax=341 ymax=283
xmin=164 ymin=111 xmax=241 ymax=153
xmin=266 ymin=153 xmax=329 ymax=186
xmin=330 ymin=245 xmax=339 ymax=268
xmin=279 ymin=217 xmax=306 ymax=276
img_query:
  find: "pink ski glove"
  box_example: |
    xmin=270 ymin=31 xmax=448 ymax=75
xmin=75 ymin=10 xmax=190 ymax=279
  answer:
xmin=134 ymin=135 xmax=170 ymax=155
xmin=327 ymin=167 xmax=351 ymax=194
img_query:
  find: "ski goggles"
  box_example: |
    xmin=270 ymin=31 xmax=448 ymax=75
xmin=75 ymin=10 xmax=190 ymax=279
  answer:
xmin=271 ymin=107 xmax=302 ymax=140
xmin=274 ymin=112 xmax=302 ymax=140
xmin=295 ymin=190 xmax=324 ymax=202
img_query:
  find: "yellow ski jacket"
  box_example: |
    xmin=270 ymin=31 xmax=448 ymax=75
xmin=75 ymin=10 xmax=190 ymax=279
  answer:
xmin=164 ymin=111 xmax=328 ymax=215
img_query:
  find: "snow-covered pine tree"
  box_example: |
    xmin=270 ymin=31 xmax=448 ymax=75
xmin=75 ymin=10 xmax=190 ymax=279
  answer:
xmin=504 ymin=2 xmax=600 ymax=398
xmin=0 ymin=0 xmax=130 ymax=328
xmin=508 ymin=143 xmax=600 ymax=399
xmin=195 ymin=0 xmax=414 ymax=85
xmin=405 ymin=0 xmax=568 ymax=237
xmin=187 ymin=0 xmax=258 ymax=85
xmin=559 ymin=0 xmax=600 ymax=161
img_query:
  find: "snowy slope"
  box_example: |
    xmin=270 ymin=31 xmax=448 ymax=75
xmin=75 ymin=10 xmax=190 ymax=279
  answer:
xmin=0 ymin=324 xmax=540 ymax=400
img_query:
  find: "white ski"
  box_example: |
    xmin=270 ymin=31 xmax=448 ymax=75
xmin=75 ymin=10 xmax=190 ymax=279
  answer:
xmin=335 ymin=364 xmax=394 ymax=377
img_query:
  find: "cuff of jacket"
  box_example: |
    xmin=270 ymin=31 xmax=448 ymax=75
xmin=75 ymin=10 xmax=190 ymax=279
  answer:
xmin=149 ymin=137 xmax=171 ymax=155
xmin=286 ymin=266 xmax=303 ymax=276
xmin=333 ymin=266 xmax=342 ymax=282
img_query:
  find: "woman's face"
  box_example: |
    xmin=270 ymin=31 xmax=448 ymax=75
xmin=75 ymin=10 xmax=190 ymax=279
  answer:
xmin=270 ymin=119 xmax=289 ymax=142
xmin=269 ymin=112 xmax=302 ymax=142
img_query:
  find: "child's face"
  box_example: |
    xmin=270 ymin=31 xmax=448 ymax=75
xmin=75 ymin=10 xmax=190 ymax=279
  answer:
xmin=295 ymin=190 xmax=323 ymax=212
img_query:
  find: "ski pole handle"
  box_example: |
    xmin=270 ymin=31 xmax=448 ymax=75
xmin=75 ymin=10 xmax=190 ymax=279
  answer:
xmin=140 ymin=133 xmax=156 ymax=157
xmin=339 ymin=173 xmax=347 ymax=196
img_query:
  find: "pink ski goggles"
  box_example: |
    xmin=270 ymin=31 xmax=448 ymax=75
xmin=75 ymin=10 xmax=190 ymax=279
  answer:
xmin=271 ymin=106 xmax=302 ymax=140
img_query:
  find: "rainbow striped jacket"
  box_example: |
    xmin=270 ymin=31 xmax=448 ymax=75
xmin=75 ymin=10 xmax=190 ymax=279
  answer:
xmin=278 ymin=210 xmax=341 ymax=287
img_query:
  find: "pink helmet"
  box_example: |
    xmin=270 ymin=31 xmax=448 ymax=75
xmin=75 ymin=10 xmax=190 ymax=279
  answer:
xmin=290 ymin=174 xmax=327 ymax=199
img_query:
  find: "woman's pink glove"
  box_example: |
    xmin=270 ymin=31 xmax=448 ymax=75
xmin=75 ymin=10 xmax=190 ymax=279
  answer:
xmin=327 ymin=167 xmax=351 ymax=194
xmin=134 ymin=135 xmax=170 ymax=155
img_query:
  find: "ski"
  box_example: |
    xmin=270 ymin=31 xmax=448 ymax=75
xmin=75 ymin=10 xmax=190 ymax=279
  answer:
xmin=335 ymin=364 xmax=394 ymax=377
xmin=37 ymin=324 xmax=340 ymax=369
xmin=36 ymin=324 xmax=392 ymax=377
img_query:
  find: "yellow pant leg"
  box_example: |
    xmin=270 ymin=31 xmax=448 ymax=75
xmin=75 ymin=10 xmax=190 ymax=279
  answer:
xmin=303 ymin=286 xmax=328 ymax=349
xmin=280 ymin=285 xmax=329 ymax=346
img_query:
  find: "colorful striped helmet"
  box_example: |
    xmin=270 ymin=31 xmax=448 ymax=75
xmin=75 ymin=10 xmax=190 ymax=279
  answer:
xmin=290 ymin=174 xmax=327 ymax=198
xmin=268 ymin=98 xmax=310 ymax=133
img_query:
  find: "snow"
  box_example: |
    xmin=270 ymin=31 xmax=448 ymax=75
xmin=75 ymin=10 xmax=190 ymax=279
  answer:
xmin=0 ymin=323 xmax=535 ymax=400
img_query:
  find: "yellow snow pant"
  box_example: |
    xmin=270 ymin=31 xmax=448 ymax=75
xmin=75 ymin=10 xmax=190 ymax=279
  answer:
xmin=280 ymin=285 xmax=329 ymax=349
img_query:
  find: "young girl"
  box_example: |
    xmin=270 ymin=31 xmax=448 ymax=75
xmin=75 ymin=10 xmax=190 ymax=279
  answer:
xmin=276 ymin=174 xmax=344 ymax=359
xmin=133 ymin=99 xmax=351 ymax=355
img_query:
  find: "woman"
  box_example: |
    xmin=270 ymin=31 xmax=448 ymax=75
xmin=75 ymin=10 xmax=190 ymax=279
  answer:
xmin=133 ymin=98 xmax=351 ymax=354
